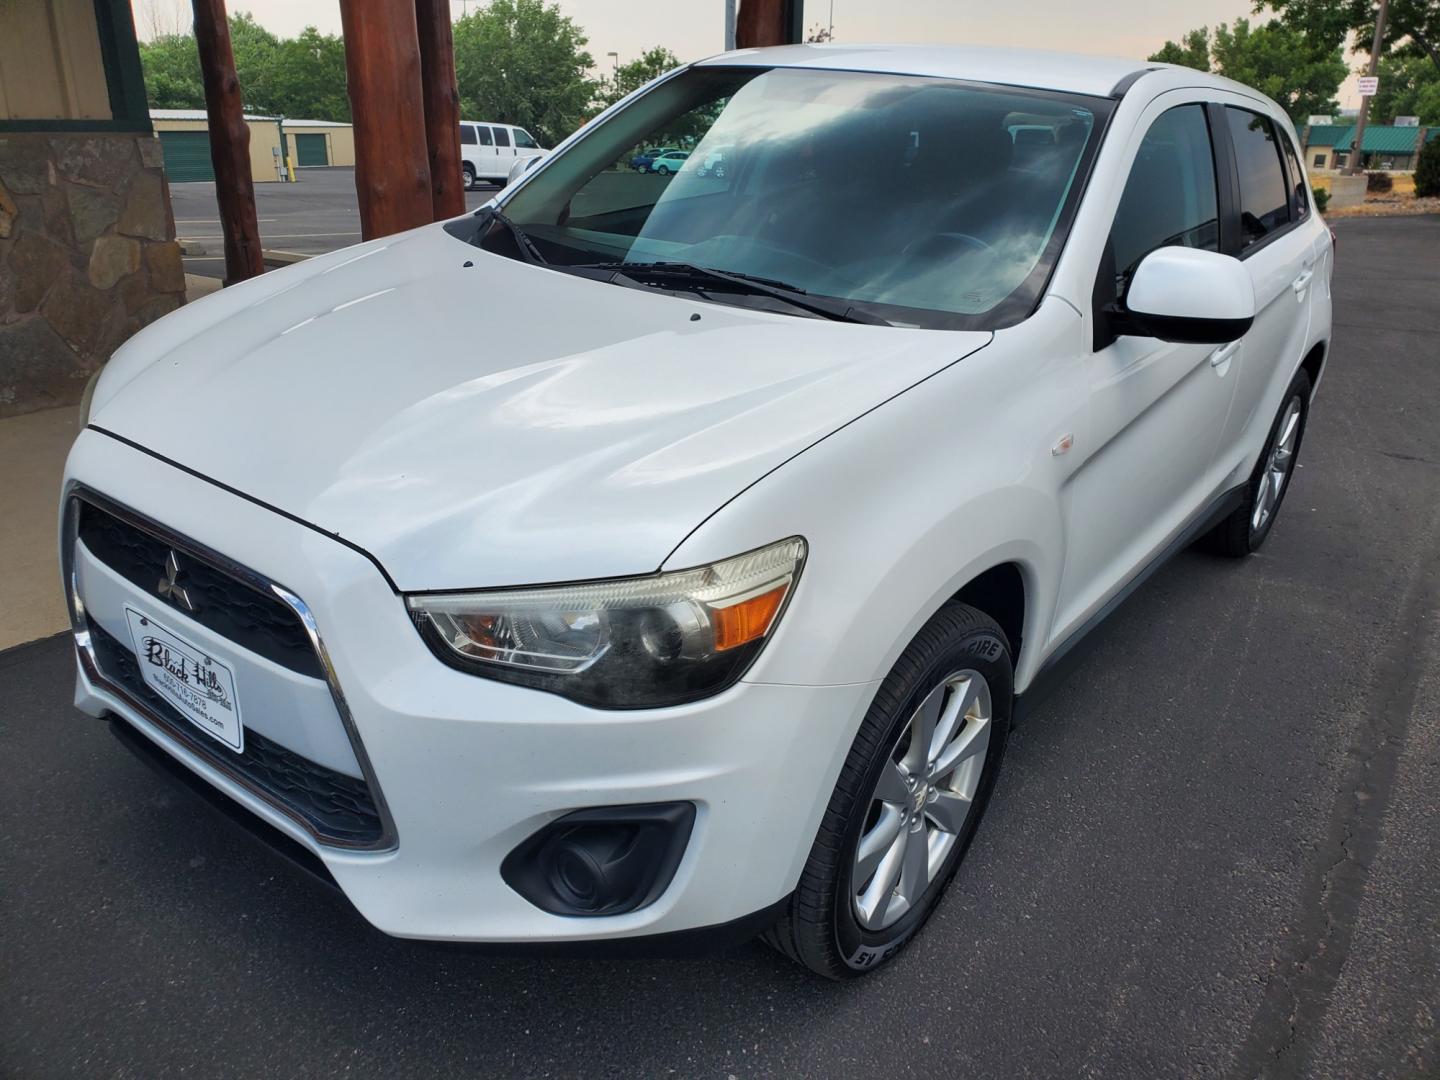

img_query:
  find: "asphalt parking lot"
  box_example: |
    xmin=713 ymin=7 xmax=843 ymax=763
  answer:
xmin=171 ymin=167 xmax=497 ymax=277
xmin=2 ymin=216 xmax=1437 ymax=1078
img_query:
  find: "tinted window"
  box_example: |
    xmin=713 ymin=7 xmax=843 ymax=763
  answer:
xmin=460 ymin=125 xmax=477 ymax=145
xmin=477 ymin=126 xmax=494 ymax=147
xmin=1106 ymin=104 xmax=1218 ymax=303
xmin=1225 ymin=107 xmax=1291 ymax=247
xmin=514 ymin=128 xmax=539 ymax=149
xmin=1278 ymin=127 xmax=1310 ymax=219
xmin=494 ymin=127 xmax=511 ymax=147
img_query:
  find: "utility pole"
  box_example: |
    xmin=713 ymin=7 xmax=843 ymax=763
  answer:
xmin=1346 ymin=0 xmax=1390 ymax=176
xmin=725 ymin=0 xmax=736 ymax=50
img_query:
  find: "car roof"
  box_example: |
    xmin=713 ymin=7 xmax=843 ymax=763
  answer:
xmin=695 ymin=43 xmax=1235 ymax=100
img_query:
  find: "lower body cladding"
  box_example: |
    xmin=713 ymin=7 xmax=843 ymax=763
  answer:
xmin=63 ymin=430 xmax=876 ymax=943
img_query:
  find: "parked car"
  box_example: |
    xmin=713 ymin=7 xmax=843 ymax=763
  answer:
xmin=630 ymin=146 xmax=679 ymax=172
xmin=649 ymin=149 xmax=690 ymax=175
xmin=459 ymin=120 xmax=544 ymax=188
xmin=66 ymin=45 xmax=1331 ymax=980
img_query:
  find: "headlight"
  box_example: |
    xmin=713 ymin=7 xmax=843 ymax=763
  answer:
xmin=406 ymin=537 xmax=806 ymax=708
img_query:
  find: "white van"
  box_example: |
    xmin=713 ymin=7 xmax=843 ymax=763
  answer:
xmin=459 ymin=121 xmax=544 ymax=188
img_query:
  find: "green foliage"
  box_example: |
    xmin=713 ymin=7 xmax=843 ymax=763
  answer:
xmin=1150 ymin=27 xmax=1212 ymax=71
xmin=593 ymin=47 xmax=681 ymax=112
xmin=1415 ymin=134 xmax=1440 ymax=196
xmin=453 ymin=0 xmax=595 ymax=147
xmin=138 ymin=13 xmax=350 ymax=121
xmin=1311 ymin=182 xmax=1331 ymax=211
xmin=1150 ymin=17 xmax=1348 ymax=124
xmin=1264 ymin=0 xmax=1440 ymax=78
xmin=1368 ymin=50 xmax=1440 ymax=124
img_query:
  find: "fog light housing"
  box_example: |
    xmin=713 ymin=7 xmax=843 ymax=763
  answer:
xmin=501 ymin=803 xmax=696 ymax=917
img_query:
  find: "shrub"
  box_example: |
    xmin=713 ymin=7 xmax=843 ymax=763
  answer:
xmin=1366 ymin=170 xmax=1393 ymax=193
xmin=1311 ymin=184 xmax=1331 ymax=213
xmin=1416 ymin=137 xmax=1440 ymax=198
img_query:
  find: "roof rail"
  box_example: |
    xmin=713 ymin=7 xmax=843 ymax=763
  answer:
xmin=1110 ymin=67 xmax=1160 ymax=99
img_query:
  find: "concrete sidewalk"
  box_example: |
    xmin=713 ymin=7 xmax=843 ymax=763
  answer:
xmin=0 ymin=404 xmax=76 ymax=649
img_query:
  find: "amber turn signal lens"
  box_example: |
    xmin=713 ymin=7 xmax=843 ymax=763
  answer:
xmin=712 ymin=585 xmax=788 ymax=651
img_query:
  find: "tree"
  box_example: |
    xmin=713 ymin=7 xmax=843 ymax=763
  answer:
xmin=139 ymin=32 xmax=205 ymax=108
xmin=1265 ymin=0 xmax=1440 ymax=78
xmin=1368 ymin=49 xmax=1440 ymax=122
xmin=266 ymin=28 xmax=351 ymax=121
xmin=1150 ymin=17 xmax=1348 ymax=123
xmin=593 ymin=46 xmax=680 ymax=111
xmin=453 ymin=0 xmax=596 ymax=147
xmin=1415 ymin=131 xmax=1440 ymax=194
xmin=1150 ymin=27 xmax=1212 ymax=71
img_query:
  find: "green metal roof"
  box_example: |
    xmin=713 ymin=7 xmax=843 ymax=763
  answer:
xmin=1306 ymin=123 xmax=1426 ymax=153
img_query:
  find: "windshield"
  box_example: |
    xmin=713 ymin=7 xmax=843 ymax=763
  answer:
xmin=487 ymin=66 xmax=1109 ymax=330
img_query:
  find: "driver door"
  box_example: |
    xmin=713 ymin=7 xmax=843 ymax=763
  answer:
xmin=1052 ymin=97 xmax=1240 ymax=639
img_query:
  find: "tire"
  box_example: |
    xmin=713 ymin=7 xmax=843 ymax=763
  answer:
xmin=656 ymin=165 xmax=671 ymax=175
xmin=1204 ymin=368 xmax=1311 ymax=557
xmin=763 ymin=602 xmax=1013 ymax=979
xmin=462 ymin=164 xmax=476 ymax=190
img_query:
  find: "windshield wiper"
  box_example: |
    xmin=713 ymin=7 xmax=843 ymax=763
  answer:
xmin=486 ymin=208 xmax=548 ymax=266
xmin=572 ymin=261 xmax=891 ymax=326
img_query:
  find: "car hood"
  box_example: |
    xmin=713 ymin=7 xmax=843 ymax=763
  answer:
xmin=91 ymin=222 xmax=990 ymax=591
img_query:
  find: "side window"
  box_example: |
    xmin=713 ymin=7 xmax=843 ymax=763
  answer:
xmin=1278 ymin=127 xmax=1310 ymax=220
xmin=494 ymin=127 xmax=512 ymax=148
xmin=1104 ymin=104 xmax=1219 ymax=306
xmin=477 ymin=126 xmax=494 ymax=147
xmin=459 ymin=125 xmax=477 ymax=146
xmin=514 ymin=128 xmax=539 ymax=149
xmin=1224 ymin=107 xmax=1292 ymax=248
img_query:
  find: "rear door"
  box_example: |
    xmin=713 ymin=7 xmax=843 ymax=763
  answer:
xmin=1209 ymin=101 xmax=1316 ymax=478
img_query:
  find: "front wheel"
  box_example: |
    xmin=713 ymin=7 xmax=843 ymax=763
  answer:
xmin=655 ymin=164 xmax=671 ymax=175
xmin=1205 ymin=368 xmax=1311 ymax=557
xmin=763 ymin=602 xmax=1013 ymax=979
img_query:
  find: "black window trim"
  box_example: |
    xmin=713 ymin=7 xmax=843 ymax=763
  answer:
xmin=1221 ymin=104 xmax=1305 ymax=261
xmin=1091 ymin=99 xmax=1227 ymax=350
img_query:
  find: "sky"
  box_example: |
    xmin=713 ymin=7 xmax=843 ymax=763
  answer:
xmin=131 ymin=0 xmax=1368 ymax=110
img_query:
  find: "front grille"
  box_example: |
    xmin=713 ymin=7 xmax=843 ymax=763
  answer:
xmin=89 ymin=619 xmax=384 ymax=848
xmin=77 ymin=500 xmax=323 ymax=679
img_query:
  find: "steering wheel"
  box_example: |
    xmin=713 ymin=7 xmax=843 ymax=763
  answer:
xmin=903 ymin=231 xmax=996 ymax=259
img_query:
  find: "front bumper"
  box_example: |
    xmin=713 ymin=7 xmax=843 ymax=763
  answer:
xmin=63 ymin=429 xmax=876 ymax=942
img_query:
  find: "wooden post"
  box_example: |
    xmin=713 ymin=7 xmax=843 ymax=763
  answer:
xmin=338 ymin=0 xmax=434 ymax=239
xmin=735 ymin=0 xmax=803 ymax=47
xmin=191 ymin=0 xmax=263 ymax=284
xmin=415 ymin=0 xmax=466 ymax=220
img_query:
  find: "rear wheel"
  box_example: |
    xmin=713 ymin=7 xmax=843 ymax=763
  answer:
xmin=763 ymin=602 xmax=1012 ymax=979
xmin=1205 ymin=368 xmax=1311 ymax=557
xmin=462 ymin=163 xmax=476 ymax=190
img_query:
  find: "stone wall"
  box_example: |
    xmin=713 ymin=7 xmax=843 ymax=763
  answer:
xmin=0 ymin=132 xmax=185 ymax=419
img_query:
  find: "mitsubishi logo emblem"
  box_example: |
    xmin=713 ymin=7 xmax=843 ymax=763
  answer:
xmin=157 ymin=550 xmax=196 ymax=614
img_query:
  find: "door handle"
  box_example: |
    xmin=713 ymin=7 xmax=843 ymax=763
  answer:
xmin=1292 ymin=268 xmax=1314 ymax=295
xmin=1209 ymin=340 xmax=1241 ymax=368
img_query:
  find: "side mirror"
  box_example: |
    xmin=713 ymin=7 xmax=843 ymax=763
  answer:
xmin=506 ymin=152 xmax=547 ymax=186
xmin=1114 ymin=246 xmax=1255 ymax=344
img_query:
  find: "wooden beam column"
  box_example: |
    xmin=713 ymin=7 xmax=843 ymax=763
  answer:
xmin=735 ymin=0 xmax=803 ymax=47
xmin=415 ymin=0 xmax=466 ymax=220
xmin=191 ymin=0 xmax=263 ymax=284
xmin=338 ymin=0 xmax=434 ymax=239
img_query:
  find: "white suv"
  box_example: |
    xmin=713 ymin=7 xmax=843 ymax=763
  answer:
xmin=63 ymin=46 xmax=1330 ymax=979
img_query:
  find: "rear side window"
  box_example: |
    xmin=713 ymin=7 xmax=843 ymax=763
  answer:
xmin=494 ymin=127 xmax=512 ymax=148
xmin=514 ymin=128 xmax=539 ymax=149
xmin=460 ymin=125 xmax=477 ymax=145
xmin=1106 ymin=104 xmax=1219 ymax=303
xmin=1225 ymin=107 xmax=1291 ymax=247
xmin=477 ymin=126 xmax=494 ymax=147
xmin=1278 ymin=128 xmax=1310 ymax=220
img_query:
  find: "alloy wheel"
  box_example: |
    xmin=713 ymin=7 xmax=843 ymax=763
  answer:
xmin=1252 ymin=394 xmax=1302 ymax=535
xmin=851 ymin=670 xmax=993 ymax=931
